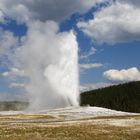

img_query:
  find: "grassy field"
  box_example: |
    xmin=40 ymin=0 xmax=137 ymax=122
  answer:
xmin=0 ymin=114 xmax=140 ymax=140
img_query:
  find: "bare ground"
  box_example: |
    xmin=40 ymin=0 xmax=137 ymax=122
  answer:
xmin=0 ymin=113 xmax=140 ymax=140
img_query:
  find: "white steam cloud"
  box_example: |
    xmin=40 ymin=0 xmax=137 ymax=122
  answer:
xmin=0 ymin=0 xmax=107 ymax=110
xmin=12 ymin=21 xmax=79 ymax=110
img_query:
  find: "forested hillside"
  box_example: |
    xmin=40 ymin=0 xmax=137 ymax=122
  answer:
xmin=80 ymin=81 xmax=140 ymax=113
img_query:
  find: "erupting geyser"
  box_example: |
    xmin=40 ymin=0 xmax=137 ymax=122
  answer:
xmin=13 ymin=21 xmax=79 ymax=110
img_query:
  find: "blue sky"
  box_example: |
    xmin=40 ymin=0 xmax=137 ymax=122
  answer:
xmin=0 ymin=0 xmax=140 ymax=100
xmin=60 ymin=1 xmax=140 ymax=86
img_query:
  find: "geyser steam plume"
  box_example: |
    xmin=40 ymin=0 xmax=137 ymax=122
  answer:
xmin=13 ymin=21 xmax=79 ymax=110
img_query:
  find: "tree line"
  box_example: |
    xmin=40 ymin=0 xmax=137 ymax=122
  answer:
xmin=80 ymin=81 xmax=140 ymax=113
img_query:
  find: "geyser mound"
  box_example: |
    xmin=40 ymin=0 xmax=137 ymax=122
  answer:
xmin=13 ymin=21 xmax=79 ymax=110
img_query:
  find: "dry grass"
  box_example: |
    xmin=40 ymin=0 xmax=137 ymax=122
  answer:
xmin=0 ymin=114 xmax=140 ymax=140
xmin=0 ymin=114 xmax=55 ymax=120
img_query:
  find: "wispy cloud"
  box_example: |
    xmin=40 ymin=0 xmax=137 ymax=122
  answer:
xmin=80 ymin=47 xmax=96 ymax=60
xmin=9 ymin=83 xmax=25 ymax=88
xmin=80 ymin=82 xmax=113 ymax=92
xmin=79 ymin=63 xmax=103 ymax=70
xmin=2 ymin=68 xmax=25 ymax=78
xmin=0 ymin=10 xmax=5 ymax=23
xmin=0 ymin=30 xmax=18 ymax=55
